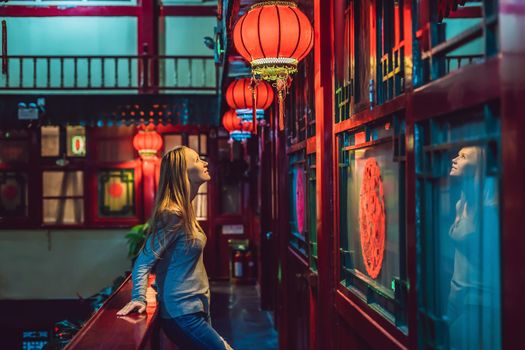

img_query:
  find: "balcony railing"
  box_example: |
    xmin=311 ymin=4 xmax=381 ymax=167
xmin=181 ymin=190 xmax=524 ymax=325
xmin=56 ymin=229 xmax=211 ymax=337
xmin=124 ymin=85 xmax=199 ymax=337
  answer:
xmin=0 ymin=55 xmax=216 ymax=93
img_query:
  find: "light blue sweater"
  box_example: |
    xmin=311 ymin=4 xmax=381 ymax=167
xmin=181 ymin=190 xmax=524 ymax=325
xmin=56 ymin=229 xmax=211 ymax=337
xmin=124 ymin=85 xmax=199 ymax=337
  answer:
xmin=131 ymin=227 xmax=210 ymax=319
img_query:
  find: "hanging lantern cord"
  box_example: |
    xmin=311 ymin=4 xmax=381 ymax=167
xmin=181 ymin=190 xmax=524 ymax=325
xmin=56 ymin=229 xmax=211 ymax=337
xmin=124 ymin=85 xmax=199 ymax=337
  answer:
xmin=250 ymin=77 xmax=259 ymax=135
xmin=275 ymin=76 xmax=291 ymax=131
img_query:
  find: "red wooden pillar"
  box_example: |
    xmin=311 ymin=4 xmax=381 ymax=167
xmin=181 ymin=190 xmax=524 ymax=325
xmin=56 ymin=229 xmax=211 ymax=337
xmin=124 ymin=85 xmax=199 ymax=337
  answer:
xmin=314 ymin=0 xmax=335 ymax=349
xmin=138 ymin=0 xmax=159 ymax=92
xmin=499 ymin=1 xmax=525 ymax=348
xmin=142 ymin=158 xmax=156 ymax=219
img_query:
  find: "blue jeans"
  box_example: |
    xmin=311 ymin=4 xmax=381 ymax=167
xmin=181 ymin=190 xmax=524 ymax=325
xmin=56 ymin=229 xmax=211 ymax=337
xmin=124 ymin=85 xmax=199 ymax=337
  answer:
xmin=161 ymin=312 xmax=227 ymax=350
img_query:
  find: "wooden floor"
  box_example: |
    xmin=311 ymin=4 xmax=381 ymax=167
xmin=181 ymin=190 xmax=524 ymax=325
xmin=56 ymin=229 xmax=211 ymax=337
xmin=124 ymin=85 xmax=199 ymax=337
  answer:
xmin=210 ymin=281 xmax=278 ymax=350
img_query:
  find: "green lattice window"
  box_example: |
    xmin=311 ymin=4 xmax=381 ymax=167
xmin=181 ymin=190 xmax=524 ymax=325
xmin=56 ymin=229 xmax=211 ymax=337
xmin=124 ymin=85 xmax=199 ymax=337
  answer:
xmin=98 ymin=169 xmax=135 ymax=217
xmin=338 ymin=116 xmax=407 ymax=329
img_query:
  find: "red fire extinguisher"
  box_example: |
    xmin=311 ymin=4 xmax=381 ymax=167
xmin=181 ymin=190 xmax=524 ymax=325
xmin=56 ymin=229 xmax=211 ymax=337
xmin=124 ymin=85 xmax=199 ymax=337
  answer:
xmin=233 ymin=250 xmax=244 ymax=279
xmin=244 ymin=250 xmax=256 ymax=281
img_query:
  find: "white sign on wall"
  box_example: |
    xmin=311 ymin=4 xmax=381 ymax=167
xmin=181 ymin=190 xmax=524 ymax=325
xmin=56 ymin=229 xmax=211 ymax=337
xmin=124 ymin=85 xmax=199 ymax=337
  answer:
xmin=222 ymin=224 xmax=244 ymax=235
xmin=18 ymin=107 xmax=38 ymax=120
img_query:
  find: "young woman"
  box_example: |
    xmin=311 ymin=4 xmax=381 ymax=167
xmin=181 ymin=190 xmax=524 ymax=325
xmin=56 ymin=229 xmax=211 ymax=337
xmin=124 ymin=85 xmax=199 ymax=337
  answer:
xmin=117 ymin=145 xmax=233 ymax=350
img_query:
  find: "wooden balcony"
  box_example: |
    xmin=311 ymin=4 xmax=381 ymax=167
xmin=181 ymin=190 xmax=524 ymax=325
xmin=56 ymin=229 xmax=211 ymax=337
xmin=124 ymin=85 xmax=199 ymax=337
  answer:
xmin=0 ymin=55 xmax=216 ymax=94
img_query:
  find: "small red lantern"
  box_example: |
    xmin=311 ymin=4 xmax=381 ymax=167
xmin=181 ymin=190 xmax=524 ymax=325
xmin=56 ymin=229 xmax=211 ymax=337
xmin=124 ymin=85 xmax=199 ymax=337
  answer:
xmin=226 ymin=78 xmax=274 ymax=131
xmin=133 ymin=129 xmax=163 ymax=159
xmin=226 ymin=78 xmax=274 ymax=111
xmin=233 ymin=1 xmax=314 ymax=130
xmin=222 ymin=109 xmax=253 ymax=142
xmin=222 ymin=109 xmax=243 ymax=132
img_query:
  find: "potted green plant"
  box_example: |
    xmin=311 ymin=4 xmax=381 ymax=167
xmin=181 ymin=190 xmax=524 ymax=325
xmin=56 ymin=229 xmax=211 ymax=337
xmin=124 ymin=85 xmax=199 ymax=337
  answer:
xmin=125 ymin=223 xmax=149 ymax=261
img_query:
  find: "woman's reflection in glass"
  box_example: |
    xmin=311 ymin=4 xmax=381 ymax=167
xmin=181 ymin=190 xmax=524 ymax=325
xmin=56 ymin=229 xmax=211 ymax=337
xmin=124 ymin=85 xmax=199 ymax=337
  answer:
xmin=447 ymin=146 xmax=500 ymax=349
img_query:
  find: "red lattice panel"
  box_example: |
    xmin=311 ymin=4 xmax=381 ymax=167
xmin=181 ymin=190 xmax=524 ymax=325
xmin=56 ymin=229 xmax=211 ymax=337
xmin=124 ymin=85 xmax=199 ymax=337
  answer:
xmin=359 ymin=158 xmax=386 ymax=279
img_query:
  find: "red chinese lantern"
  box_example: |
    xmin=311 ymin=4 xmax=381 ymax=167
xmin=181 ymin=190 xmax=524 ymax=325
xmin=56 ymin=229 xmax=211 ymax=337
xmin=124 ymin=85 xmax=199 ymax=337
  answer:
xmin=226 ymin=78 xmax=274 ymax=131
xmin=222 ymin=109 xmax=253 ymax=141
xmin=133 ymin=129 xmax=163 ymax=159
xmin=222 ymin=109 xmax=243 ymax=132
xmin=233 ymin=1 xmax=314 ymax=130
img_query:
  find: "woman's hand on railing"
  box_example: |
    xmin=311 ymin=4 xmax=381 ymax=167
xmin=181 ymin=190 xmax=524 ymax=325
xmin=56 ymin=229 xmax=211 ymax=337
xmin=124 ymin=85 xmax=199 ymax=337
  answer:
xmin=116 ymin=300 xmax=146 ymax=316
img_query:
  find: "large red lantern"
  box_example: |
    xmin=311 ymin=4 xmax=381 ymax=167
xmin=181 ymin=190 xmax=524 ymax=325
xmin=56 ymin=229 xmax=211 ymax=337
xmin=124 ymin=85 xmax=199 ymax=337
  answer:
xmin=233 ymin=1 xmax=313 ymax=130
xmin=133 ymin=129 xmax=163 ymax=159
xmin=226 ymin=78 xmax=274 ymax=130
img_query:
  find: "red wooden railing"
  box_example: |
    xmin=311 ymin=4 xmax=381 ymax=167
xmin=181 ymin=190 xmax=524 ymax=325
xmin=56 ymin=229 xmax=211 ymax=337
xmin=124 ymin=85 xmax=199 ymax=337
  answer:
xmin=0 ymin=55 xmax=216 ymax=92
xmin=64 ymin=275 xmax=178 ymax=350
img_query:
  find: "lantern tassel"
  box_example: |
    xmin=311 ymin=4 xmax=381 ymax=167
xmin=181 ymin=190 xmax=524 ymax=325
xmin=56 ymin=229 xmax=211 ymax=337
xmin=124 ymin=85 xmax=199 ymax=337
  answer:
xmin=278 ymin=90 xmax=284 ymax=131
xmin=276 ymin=77 xmax=288 ymax=131
xmin=250 ymin=78 xmax=259 ymax=135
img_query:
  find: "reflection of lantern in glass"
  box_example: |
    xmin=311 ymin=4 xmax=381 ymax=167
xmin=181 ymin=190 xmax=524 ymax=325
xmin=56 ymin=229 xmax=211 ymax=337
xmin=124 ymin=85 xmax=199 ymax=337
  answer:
xmin=132 ymin=129 xmax=163 ymax=159
xmin=226 ymin=78 xmax=274 ymax=129
xmin=233 ymin=1 xmax=313 ymax=130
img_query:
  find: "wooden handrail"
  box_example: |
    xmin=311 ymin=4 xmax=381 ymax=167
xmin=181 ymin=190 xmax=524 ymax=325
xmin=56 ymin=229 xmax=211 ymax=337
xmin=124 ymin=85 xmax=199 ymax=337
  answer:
xmin=64 ymin=274 xmax=177 ymax=350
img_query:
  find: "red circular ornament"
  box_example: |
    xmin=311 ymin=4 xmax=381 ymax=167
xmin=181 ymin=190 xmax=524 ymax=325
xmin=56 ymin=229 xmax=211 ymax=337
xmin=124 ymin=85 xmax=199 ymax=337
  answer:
xmin=295 ymin=169 xmax=305 ymax=234
xmin=359 ymin=158 xmax=386 ymax=279
xmin=108 ymin=182 xmax=123 ymax=198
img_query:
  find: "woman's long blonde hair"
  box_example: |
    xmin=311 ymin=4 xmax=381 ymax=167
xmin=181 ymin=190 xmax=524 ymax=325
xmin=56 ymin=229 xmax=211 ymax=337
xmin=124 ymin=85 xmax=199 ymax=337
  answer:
xmin=146 ymin=146 xmax=201 ymax=254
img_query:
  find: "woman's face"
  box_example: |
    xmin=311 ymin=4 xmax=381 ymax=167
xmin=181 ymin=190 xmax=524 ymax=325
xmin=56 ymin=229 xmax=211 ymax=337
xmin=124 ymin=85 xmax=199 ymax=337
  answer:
xmin=450 ymin=147 xmax=479 ymax=177
xmin=185 ymin=148 xmax=210 ymax=184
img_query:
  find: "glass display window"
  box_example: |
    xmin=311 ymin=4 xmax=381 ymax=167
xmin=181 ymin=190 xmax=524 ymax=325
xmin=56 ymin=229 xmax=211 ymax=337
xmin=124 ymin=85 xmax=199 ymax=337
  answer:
xmin=338 ymin=116 xmax=407 ymax=329
xmin=416 ymin=106 xmax=501 ymax=349
xmin=307 ymin=153 xmax=317 ymax=271
xmin=289 ymin=151 xmax=308 ymax=257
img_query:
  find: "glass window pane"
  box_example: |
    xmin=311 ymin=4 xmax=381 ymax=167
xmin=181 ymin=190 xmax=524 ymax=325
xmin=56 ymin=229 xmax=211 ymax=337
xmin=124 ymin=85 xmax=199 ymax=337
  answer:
xmin=98 ymin=169 xmax=135 ymax=217
xmin=188 ymin=135 xmax=199 ymax=153
xmin=417 ymin=111 xmax=501 ymax=349
xmin=41 ymin=126 xmax=60 ymax=157
xmin=220 ymin=183 xmax=241 ymax=214
xmin=0 ymin=172 xmax=27 ymax=217
xmin=66 ymin=126 xmax=86 ymax=157
xmin=339 ymin=118 xmax=407 ymax=328
xmin=43 ymin=199 xmax=84 ymax=224
xmin=193 ymin=182 xmax=207 ymax=220
xmin=200 ymin=134 xmax=207 ymax=155
xmin=164 ymin=134 xmax=183 ymax=154
xmin=218 ymin=139 xmax=230 ymax=161
xmin=307 ymin=153 xmax=317 ymax=271
xmin=289 ymin=151 xmax=307 ymax=256
xmin=346 ymin=141 xmax=399 ymax=287
xmin=43 ymin=171 xmax=84 ymax=197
